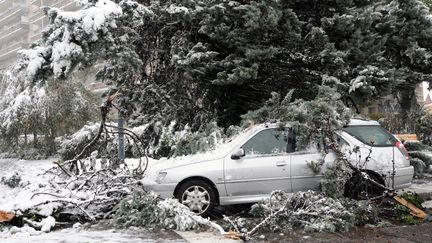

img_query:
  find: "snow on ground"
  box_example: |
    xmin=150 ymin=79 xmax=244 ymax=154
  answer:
xmin=0 ymin=158 xmax=57 ymax=213
xmin=0 ymin=222 xmax=187 ymax=243
xmin=0 ymin=159 xmax=190 ymax=242
xmin=0 ymin=157 xmax=144 ymax=214
xmin=404 ymin=180 xmax=432 ymax=195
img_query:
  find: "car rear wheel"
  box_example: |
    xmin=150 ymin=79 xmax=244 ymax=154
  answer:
xmin=345 ymin=171 xmax=385 ymax=200
xmin=176 ymin=180 xmax=216 ymax=217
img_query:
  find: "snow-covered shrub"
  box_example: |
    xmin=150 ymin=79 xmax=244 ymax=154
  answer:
xmin=248 ymin=190 xmax=376 ymax=233
xmin=157 ymin=198 xmax=204 ymax=231
xmin=242 ymin=86 xmax=351 ymax=151
xmin=320 ymin=158 xmax=352 ymax=198
xmin=404 ymin=141 xmax=430 ymax=151
xmin=17 ymin=147 xmax=47 ymax=160
xmin=1 ymin=172 xmax=22 ymax=188
xmin=151 ymin=121 xmax=240 ymax=158
xmin=172 ymin=122 xmax=224 ymax=157
xmin=58 ymin=123 xmax=116 ymax=161
xmin=404 ymin=141 xmax=432 ymax=178
xmin=410 ymin=158 xmax=427 ymax=178
xmin=0 ymin=144 xmax=50 ymax=160
xmin=0 ymin=76 xmax=98 ymax=158
xmin=410 ymin=150 xmax=432 ymax=171
xmin=112 ymin=191 xmax=205 ymax=231
xmin=220 ymin=216 xmax=257 ymax=234
xmin=342 ymin=199 xmax=379 ymax=226
xmin=414 ymin=111 xmax=432 ymax=146
xmin=112 ymin=191 xmax=161 ymax=227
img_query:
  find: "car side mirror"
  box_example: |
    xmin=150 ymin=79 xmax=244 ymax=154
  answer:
xmin=231 ymin=148 xmax=245 ymax=160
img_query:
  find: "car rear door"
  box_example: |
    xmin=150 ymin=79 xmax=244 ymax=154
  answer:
xmin=290 ymin=151 xmax=323 ymax=192
xmin=290 ymin=134 xmax=347 ymax=192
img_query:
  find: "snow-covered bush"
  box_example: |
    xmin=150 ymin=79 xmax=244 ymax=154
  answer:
xmin=112 ymin=191 xmax=205 ymax=231
xmin=150 ymin=121 xmax=241 ymax=158
xmin=241 ymin=86 xmax=352 ymax=150
xmin=0 ymin=148 xmax=36 ymax=160
xmin=1 ymin=172 xmax=22 ymax=188
xmin=410 ymin=158 xmax=427 ymax=178
xmin=404 ymin=141 xmax=430 ymax=152
xmin=404 ymin=141 xmax=432 ymax=178
xmin=342 ymin=199 xmax=379 ymax=226
xmin=0 ymin=77 xmax=98 ymax=159
xmin=17 ymin=147 xmax=48 ymax=160
xmin=320 ymin=158 xmax=352 ymax=198
xmin=414 ymin=111 xmax=432 ymax=146
xmin=58 ymin=123 xmax=115 ymax=161
xmin=248 ymin=190 xmax=376 ymax=233
xmin=410 ymin=151 xmax=432 ymax=172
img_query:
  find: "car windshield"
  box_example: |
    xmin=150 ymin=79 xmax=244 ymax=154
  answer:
xmin=343 ymin=125 xmax=396 ymax=146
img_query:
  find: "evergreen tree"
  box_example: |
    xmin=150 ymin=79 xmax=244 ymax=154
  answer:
xmin=6 ymin=0 xmax=432 ymax=149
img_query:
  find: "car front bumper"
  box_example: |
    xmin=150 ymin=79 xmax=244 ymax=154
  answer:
xmin=143 ymin=182 xmax=177 ymax=199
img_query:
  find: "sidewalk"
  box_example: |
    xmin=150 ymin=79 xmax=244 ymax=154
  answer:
xmin=402 ymin=177 xmax=432 ymax=209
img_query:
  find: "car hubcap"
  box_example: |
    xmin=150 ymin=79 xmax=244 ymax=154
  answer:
xmin=181 ymin=185 xmax=210 ymax=214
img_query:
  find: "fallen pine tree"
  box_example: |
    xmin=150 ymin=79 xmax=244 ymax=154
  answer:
xmin=1 ymin=86 xmax=427 ymax=241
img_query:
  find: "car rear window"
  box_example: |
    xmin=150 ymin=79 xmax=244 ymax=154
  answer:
xmin=343 ymin=125 xmax=396 ymax=146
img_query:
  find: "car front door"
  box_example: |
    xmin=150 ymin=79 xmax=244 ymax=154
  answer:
xmin=224 ymin=127 xmax=292 ymax=197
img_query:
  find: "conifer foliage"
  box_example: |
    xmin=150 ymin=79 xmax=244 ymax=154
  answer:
xmin=2 ymin=0 xmax=431 ymax=144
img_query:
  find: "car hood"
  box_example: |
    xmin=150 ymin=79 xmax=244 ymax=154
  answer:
xmin=142 ymin=151 xmax=225 ymax=183
xmin=141 ymin=125 xmax=260 ymax=184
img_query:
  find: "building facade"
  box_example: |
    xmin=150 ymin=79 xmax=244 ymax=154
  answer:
xmin=0 ymin=0 xmax=78 ymax=70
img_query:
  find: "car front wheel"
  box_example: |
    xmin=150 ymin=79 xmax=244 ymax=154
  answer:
xmin=176 ymin=180 xmax=216 ymax=217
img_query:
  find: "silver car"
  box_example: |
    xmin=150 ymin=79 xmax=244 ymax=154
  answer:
xmin=143 ymin=119 xmax=414 ymax=216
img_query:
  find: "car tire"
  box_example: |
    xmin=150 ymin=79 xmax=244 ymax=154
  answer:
xmin=175 ymin=180 xmax=216 ymax=217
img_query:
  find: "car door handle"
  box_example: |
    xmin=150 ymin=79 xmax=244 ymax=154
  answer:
xmin=276 ymin=161 xmax=287 ymax=167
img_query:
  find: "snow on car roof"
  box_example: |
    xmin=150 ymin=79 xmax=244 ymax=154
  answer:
xmin=348 ymin=118 xmax=380 ymax=126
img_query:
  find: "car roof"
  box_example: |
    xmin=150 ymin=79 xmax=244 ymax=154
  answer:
xmin=252 ymin=118 xmax=380 ymax=129
xmin=347 ymin=118 xmax=380 ymax=126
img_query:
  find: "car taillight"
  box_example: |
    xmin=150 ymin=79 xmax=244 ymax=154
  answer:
xmin=395 ymin=141 xmax=409 ymax=160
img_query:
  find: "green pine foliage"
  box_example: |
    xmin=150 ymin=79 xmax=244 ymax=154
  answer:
xmin=248 ymin=190 xmax=378 ymax=233
xmin=242 ymin=86 xmax=352 ymax=150
xmin=1 ymin=172 xmax=22 ymax=188
xmin=321 ymin=158 xmax=352 ymax=198
xmin=404 ymin=141 xmax=432 ymax=178
xmin=241 ymin=86 xmax=353 ymax=198
xmin=409 ymin=157 xmax=427 ymax=178
xmin=112 ymin=191 xmax=205 ymax=231
xmin=4 ymin=0 xmax=432 ymax=155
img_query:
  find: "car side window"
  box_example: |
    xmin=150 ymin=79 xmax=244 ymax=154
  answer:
xmin=242 ymin=128 xmax=288 ymax=156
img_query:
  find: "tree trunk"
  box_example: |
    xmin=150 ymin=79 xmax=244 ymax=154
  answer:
xmin=33 ymin=132 xmax=38 ymax=148
xmin=24 ymin=128 xmax=28 ymax=146
xmin=398 ymin=88 xmax=416 ymax=132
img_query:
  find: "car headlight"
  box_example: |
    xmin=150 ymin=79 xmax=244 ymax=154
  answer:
xmin=155 ymin=172 xmax=167 ymax=183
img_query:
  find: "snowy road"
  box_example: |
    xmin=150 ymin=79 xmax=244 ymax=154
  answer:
xmin=2 ymin=159 xmax=432 ymax=243
xmin=0 ymin=159 xmax=235 ymax=243
xmin=1 ymin=224 xmax=187 ymax=243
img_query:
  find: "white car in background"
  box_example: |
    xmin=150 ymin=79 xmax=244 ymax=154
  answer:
xmin=143 ymin=119 xmax=414 ymax=216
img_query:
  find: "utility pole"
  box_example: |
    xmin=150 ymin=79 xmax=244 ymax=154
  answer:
xmin=118 ymin=110 xmax=125 ymax=164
